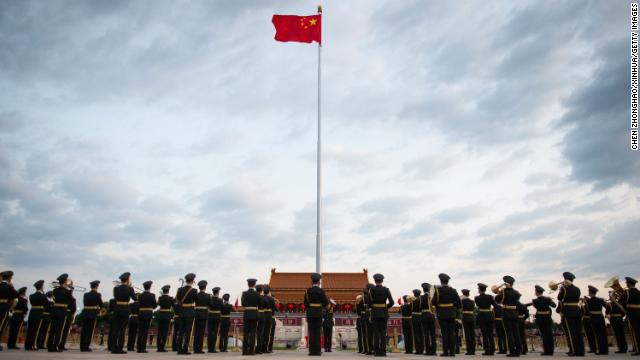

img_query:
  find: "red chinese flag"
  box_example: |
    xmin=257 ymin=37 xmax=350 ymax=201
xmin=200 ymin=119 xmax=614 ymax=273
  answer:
xmin=272 ymin=14 xmax=321 ymax=44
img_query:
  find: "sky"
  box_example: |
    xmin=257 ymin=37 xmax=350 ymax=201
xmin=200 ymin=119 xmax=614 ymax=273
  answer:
xmin=0 ymin=0 xmax=638 ymax=307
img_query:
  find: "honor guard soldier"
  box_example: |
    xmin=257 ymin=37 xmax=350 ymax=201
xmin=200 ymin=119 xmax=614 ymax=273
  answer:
xmin=60 ymin=292 xmax=76 ymax=351
xmin=460 ymin=289 xmax=476 ymax=355
xmin=366 ymin=273 xmax=394 ymax=356
xmin=0 ymin=271 xmax=19 ymax=352
xmin=37 ymin=290 xmax=53 ymax=350
xmin=7 ymin=286 xmax=27 ymax=349
xmin=411 ymin=288 xmax=424 ymax=354
xmin=106 ymin=298 xmax=116 ymax=352
xmin=585 ymin=285 xmax=608 ymax=355
xmin=494 ymin=275 xmax=521 ymax=357
xmin=305 ymin=273 xmax=329 ymax=356
xmin=606 ymin=290 xmax=627 ymax=353
xmin=366 ymin=284 xmax=375 ymax=354
xmin=323 ymin=299 xmax=335 ymax=352
xmin=208 ymin=286 xmax=222 ymax=353
xmin=263 ymin=286 xmax=277 ymax=353
xmin=79 ymin=280 xmax=103 ymax=352
xmin=531 ymin=285 xmax=556 ymax=355
xmin=400 ymin=295 xmax=413 ymax=354
xmin=137 ymin=280 xmax=157 ymax=353
xmin=516 ymin=293 xmax=528 ymax=355
xmin=176 ymin=273 xmax=197 ymax=355
xmin=155 ymin=285 xmax=174 ymax=352
xmin=255 ymin=284 xmax=266 ymax=354
xmin=619 ymin=277 xmax=640 ymax=355
xmin=432 ymin=273 xmax=461 ymax=357
xmin=241 ymin=278 xmax=260 ymax=355
xmin=494 ymin=302 xmax=507 ymax=354
xmin=557 ymin=272 xmax=584 ymax=356
xmin=581 ymin=300 xmax=596 ymax=354
xmin=47 ymin=273 xmax=74 ymax=352
xmin=421 ymin=283 xmax=437 ymax=355
xmin=25 ymin=280 xmax=47 ymax=351
xmin=219 ymin=293 xmax=233 ymax=352
xmin=475 ymin=283 xmax=497 ymax=355
xmin=355 ymin=294 xmax=365 ymax=353
xmin=193 ymin=279 xmax=210 ymax=354
xmin=126 ymin=298 xmax=140 ymax=351
xmin=111 ymin=272 xmax=137 ymax=354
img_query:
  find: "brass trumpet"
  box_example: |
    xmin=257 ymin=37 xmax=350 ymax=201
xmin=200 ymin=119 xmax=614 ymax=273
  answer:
xmin=49 ymin=280 xmax=86 ymax=292
xmin=491 ymin=283 xmax=507 ymax=294
xmin=548 ymin=280 xmax=564 ymax=294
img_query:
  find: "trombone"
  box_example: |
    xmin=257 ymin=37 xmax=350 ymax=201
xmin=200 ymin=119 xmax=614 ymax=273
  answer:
xmin=49 ymin=280 xmax=86 ymax=292
xmin=112 ymin=280 xmax=144 ymax=293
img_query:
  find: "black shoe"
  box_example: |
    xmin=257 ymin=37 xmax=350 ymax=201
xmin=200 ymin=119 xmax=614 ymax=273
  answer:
xmin=631 ymin=353 xmax=640 ymax=356
xmin=178 ymin=351 xmax=192 ymax=355
xmin=506 ymin=355 xmax=519 ymax=357
xmin=111 ymin=350 xmax=127 ymax=354
xmin=194 ymin=351 xmax=205 ymax=354
xmin=615 ymin=350 xmax=627 ymax=353
xmin=137 ymin=350 xmax=149 ymax=353
xmin=158 ymin=349 xmax=168 ymax=352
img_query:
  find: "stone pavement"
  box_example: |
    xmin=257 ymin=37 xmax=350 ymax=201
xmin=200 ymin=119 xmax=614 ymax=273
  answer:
xmin=0 ymin=348 xmax=636 ymax=360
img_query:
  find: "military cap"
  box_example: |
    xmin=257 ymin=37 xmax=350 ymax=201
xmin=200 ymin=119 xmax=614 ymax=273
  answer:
xmin=402 ymin=295 xmax=408 ymax=302
xmin=197 ymin=280 xmax=207 ymax=288
xmin=34 ymin=280 xmax=45 ymax=289
xmin=119 ymin=272 xmax=131 ymax=281
xmin=18 ymin=286 xmax=27 ymax=295
xmin=90 ymin=280 xmax=100 ymax=288
xmin=263 ymin=286 xmax=271 ymax=294
xmin=143 ymin=281 xmax=153 ymax=290
xmin=438 ymin=273 xmax=450 ymax=283
xmin=412 ymin=289 xmax=421 ymax=296
xmin=421 ymin=283 xmax=431 ymax=291
xmin=256 ymin=284 xmax=263 ymax=292
xmin=461 ymin=289 xmax=470 ymax=296
xmin=625 ymin=277 xmax=638 ymax=285
xmin=502 ymin=275 xmax=515 ymax=285
xmin=534 ymin=285 xmax=545 ymax=294
xmin=161 ymin=285 xmax=171 ymax=292
xmin=1 ymin=270 xmax=14 ymax=279
xmin=311 ymin=273 xmax=322 ymax=282
xmin=57 ymin=273 xmax=69 ymax=283
xmin=373 ymin=273 xmax=384 ymax=282
xmin=247 ymin=278 xmax=257 ymax=286
xmin=45 ymin=290 xmax=53 ymax=297
xmin=222 ymin=293 xmax=230 ymax=301
xmin=562 ymin=272 xmax=575 ymax=281
xmin=212 ymin=286 xmax=221 ymax=294
xmin=477 ymin=283 xmax=488 ymax=291
xmin=184 ymin=273 xmax=196 ymax=281
xmin=588 ymin=285 xmax=598 ymax=293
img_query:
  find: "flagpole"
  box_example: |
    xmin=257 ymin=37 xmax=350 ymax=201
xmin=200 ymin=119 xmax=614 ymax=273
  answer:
xmin=315 ymin=5 xmax=323 ymax=277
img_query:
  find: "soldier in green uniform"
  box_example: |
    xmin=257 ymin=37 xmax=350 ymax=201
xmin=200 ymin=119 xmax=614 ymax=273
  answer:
xmin=0 ymin=271 xmax=19 ymax=352
xmin=365 ymin=284 xmax=375 ymax=354
xmin=366 ymin=273 xmax=393 ymax=356
xmin=59 ymin=288 xmax=76 ymax=351
xmin=37 ymin=290 xmax=53 ymax=350
xmin=193 ymin=280 xmax=210 ymax=354
xmin=47 ymin=273 xmax=74 ymax=352
xmin=495 ymin=275 xmax=521 ymax=357
xmin=585 ymin=285 xmax=608 ymax=355
xmin=411 ymin=288 xmax=424 ymax=354
xmin=255 ymin=284 xmax=266 ymax=354
xmin=400 ymin=295 xmax=413 ymax=354
xmin=322 ymin=299 xmax=335 ymax=352
xmin=531 ymin=285 xmax=555 ymax=355
xmin=432 ymin=273 xmax=461 ymax=357
xmin=219 ymin=293 xmax=232 ymax=352
xmin=581 ymin=300 xmax=596 ymax=353
xmin=619 ymin=277 xmax=640 ymax=355
xmin=137 ymin=280 xmax=157 ymax=353
xmin=475 ymin=283 xmax=497 ymax=355
xmin=262 ymin=286 xmax=277 ymax=353
xmin=494 ymin=302 xmax=507 ymax=354
xmin=155 ymin=285 xmax=174 ymax=352
xmin=606 ymin=290 xmax=627 ymax=353
xmin=304 ymin=273 xmax=329 ymax=356
xmin=461 ymin=289 xmax=476 ymax=355
xmin=111 ymin=272 xmax=137 ymax=354
xmin=7 ymin=286 xmax=27 ymax=349
xmin=25 ymin=280 xmax=47 ymax=351
xmin=557 ymin=272 xmax=584 ymax=356
xmin=516 ymin=293 xmax=528 ymax=355
xmin=176 ymin=273 xmax=197 ymax=355
xmin=242 ymin=278 xmax=260 ymax=355
xmin=421 ymin=282 xmax=437 ymax=355
xmin=80 ymin=280 xmax=103 ymax=352
xmin=208 ymin=286 xmax=222 ymax=353
xmin=126 ymin=298 xmax=140 ymax=351
xmin=355 ymin=294 xmax=365 ymax=354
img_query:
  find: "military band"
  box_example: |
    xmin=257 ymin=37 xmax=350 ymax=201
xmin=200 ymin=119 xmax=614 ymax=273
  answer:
xmin=1 ymin=267 xmax=640 ymax=358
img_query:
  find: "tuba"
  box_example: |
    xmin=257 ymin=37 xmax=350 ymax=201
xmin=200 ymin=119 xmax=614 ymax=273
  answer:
xmin=604 ymin=276 xmax=626 ymax=302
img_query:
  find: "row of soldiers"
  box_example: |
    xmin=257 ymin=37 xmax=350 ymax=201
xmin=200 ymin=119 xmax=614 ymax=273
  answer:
xmin=0 ymin=271 xmax=245 ymax=355
xmin=386 ymin=272 xmax=640 ymax=357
